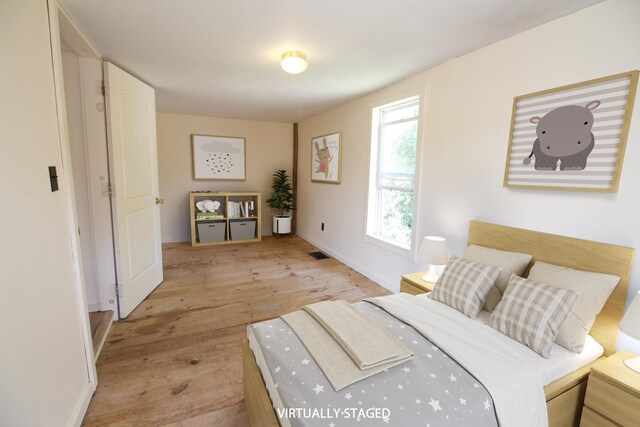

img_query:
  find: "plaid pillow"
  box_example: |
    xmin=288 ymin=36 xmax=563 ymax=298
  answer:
xmin=489 ymin=275 xmax=577 ymax=358
xmin=430 ymin=256 xmax=501 ymax=318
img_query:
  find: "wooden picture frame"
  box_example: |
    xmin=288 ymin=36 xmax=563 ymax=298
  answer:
xmin=503 ymin=70 xmax=638 ymax=192
xmin=311 ymin=131 xmax=342 ymax=184
xmin=192 ymin=134 xmax=246 ymax=180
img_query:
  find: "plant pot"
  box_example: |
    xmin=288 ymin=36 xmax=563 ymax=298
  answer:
xmin=273 ymin=216 xmax=292 ymax=234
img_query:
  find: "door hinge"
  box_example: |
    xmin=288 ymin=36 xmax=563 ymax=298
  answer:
xmin=101 ymin=81 xmax=106 ymax=96
xmin=101 ymin=183 xmax=114 ymax=198
xmin=114 ymin=285 xmax=120 ymax=298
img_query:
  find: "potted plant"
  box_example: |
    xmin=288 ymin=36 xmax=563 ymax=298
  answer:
xmin=266 ymin=169 xmax=295 ymax=235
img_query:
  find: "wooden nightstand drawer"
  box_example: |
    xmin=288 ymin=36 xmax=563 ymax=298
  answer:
xmin=399 ymin=273 xmax=435 ymax=295
xmin=400 ymin=279 xmax=426 ymax=295
xmin=584 ymin=374 xmax=640 ymax=426
xmin=580 ymin=406 xmax=617 ymax=427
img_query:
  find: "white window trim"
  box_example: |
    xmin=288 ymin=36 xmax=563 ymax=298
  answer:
xmin=363 ymin=89 xmax=426 ymax=259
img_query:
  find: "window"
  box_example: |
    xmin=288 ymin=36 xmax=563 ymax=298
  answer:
xmin=366 ymin=95 xmax=420 ymax=250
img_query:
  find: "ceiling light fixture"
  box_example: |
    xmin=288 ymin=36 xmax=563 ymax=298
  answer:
xmin=281 ymin=51 xmax=307 ymax=74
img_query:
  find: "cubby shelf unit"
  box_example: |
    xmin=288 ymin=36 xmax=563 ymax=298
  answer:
xmin=189 ymin=191 xmax=262 ymax=246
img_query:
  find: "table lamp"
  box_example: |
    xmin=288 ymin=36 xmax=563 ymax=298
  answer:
xmin=619 ymin=290 xmax=640 ymax=373
xmin=418 ymin=236 xmax=448 ymax=282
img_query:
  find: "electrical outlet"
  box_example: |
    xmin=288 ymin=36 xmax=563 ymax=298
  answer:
xmin=321 ymin=222 xmax=325 ymax=231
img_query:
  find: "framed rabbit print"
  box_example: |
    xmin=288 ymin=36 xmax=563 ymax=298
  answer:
xmin=311 ymin=131 xmax=342 ymax=184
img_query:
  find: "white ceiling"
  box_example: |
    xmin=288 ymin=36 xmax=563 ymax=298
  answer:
xmin=58 ymin=0 xmax=602 ymax=123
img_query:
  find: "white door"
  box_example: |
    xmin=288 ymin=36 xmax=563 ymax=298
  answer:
xmin=104 ymin=61 xmax=163 ymax=318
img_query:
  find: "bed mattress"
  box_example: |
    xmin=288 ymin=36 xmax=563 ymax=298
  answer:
xmin=249 ymin=300 xmax=498 ymax=427
xmin=413 ymin=294 xmax=604 ymax=386
xmin=248 ymin=295 xmax=603 ymax=427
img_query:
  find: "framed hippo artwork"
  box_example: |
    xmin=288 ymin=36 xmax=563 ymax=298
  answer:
xmin=192 ymin=134 xmax=246 ymax=180
xmin=311 ymin=131 xmax=342 ymax=184
xmin=504 ymin=70 xmax=638 ymax=192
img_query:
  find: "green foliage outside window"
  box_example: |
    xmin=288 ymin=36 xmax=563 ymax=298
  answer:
xmin=368 ymin=96 xmax=420 ymax=248
xmin=380 ymin=122 xmax=417 ymax=244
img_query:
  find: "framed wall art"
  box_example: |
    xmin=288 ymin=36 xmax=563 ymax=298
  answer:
xmin=192 ymin=134 xmax=246 ymax=180
xmin=311 ymin=131 xmax=342 ymax=184
xmin=503 ymin=70 xmax=638 ymax=192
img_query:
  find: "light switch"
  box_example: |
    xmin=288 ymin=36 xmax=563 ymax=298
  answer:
xmin=49 ymin=166 xmax=59 ymax=192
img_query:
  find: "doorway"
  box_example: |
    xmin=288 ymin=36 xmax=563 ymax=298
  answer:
xmin=59 ymin=21 xmax=116 ymax=355
xmin=56 ymin=5 xmax=165 ymax=327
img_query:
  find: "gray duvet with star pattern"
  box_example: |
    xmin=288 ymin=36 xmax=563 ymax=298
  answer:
xmin=249 ymin=301 xmax=498 ymax=426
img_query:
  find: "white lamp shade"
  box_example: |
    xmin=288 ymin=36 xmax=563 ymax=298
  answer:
xmin=418 ymin=236 xmax=448 ymax=265
xmin=281 ymin=51 xmax=308 ymax=74
xmin=620 ymin=291 xmax=640 ymax=340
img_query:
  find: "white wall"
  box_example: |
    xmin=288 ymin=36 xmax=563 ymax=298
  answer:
xmin=0 ymin=0 xmax=92 ymax=425
xmin=156 ymin=112 xmax=293 ymax=242
xmin=297 ymin=0 xmax=640 ymax=349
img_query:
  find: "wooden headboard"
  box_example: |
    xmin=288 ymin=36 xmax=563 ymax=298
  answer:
xmin=468 ymin=220 xmax=634 ymax=356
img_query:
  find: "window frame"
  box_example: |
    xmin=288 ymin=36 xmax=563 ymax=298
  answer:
xmin=364 ymin=92 xmax=424 ymax=257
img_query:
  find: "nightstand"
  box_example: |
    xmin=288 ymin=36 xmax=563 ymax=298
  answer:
xmin=400 ymin=272 xmax=436 ymax=295
xmin=581 ymin=350 xmax=640 ymax=426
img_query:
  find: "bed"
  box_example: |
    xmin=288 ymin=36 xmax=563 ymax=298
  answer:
xmin=243 ymin=220 xmax=634 ymax=426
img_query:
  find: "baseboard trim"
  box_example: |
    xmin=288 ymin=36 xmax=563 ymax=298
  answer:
xmin=86 ymin=303 xmax=101 ymax=312
xmin=295 ymin=232 xmax=396 ymax=293
xmin=70 ymin=380 xmax=95 ymax=427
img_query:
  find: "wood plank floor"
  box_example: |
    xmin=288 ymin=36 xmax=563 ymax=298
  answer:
xmin=89 ymin=310 xmax=114 ymax=357
xmin=82 ymin=236 xmax=390 ymax=426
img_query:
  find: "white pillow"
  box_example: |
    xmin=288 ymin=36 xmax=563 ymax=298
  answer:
xmin=462 ymin=244 xmax=532 ymax=312
xmin=527 ymin=262 xmax=619 ymax=353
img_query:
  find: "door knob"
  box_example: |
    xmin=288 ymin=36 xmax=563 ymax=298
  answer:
xmin=155 ymin=197 xmax=165 ymax=205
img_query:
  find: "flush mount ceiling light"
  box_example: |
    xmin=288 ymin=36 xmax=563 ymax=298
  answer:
xmin=281 ymin=51 xmax=308 ymax=74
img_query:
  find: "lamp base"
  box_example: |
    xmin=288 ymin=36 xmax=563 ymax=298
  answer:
xmin=624 ymin=356 xmax=640 ymax=373
xmin=421 ymin=265 xmax=440 ymax=283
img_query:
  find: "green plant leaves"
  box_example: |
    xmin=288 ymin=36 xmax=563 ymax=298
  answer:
xmin=266 ymin=169 xmax=295 ymax=216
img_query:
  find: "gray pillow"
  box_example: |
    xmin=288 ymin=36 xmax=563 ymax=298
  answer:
xmin=430 ymin=256 xmax=501 ymax=319
xmin=462 ymin=244 xmax=532 ymax=312
xmin=489 ymin=275 xmax=577 ymax=358
xmin=527 ymin=262 xmax=619 ymax=353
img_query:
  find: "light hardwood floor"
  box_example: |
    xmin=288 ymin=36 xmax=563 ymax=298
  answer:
xmin=89 ymin=310 xmax=114 ymax=357
xmin=83 ymin=236 xmax=390 ymax=426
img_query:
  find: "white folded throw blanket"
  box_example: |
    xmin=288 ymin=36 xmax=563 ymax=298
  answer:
xmin=303 ymin=300 xmax=413 ymax=369
xmin=281 ymin=300 xmax=414 ymax=390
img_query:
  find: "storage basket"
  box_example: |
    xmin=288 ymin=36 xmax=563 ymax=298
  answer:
xmin=197 ymin=221 xmax=226 ymax=243
xmin=230 ymin=219 xmax=257 ymax=241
